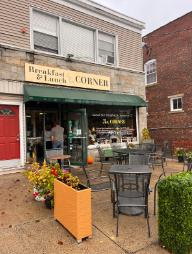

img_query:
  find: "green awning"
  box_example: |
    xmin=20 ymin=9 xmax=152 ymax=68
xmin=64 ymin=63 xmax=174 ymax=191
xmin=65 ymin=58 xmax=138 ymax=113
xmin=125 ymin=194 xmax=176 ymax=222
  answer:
xmin=23 ymin=85 xmax=147 ymax=107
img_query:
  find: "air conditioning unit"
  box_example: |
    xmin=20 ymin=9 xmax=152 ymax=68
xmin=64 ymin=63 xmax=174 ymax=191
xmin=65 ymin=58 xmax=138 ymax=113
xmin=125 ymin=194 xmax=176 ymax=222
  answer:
xmin=103 ymin=55 xmax=115 ymax=65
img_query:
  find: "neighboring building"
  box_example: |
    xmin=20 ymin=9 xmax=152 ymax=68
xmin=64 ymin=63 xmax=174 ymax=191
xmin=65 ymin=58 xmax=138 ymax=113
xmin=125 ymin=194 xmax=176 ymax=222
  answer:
xmin=0 ymin=0 xmax=147 ymax=168
xmin=143 ymin=12 xmax=192 ymax=148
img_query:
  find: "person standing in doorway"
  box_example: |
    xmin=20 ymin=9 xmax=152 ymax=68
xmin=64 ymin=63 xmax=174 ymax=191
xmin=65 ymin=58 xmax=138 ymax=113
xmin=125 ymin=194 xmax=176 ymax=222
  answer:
xmin=51 ymin=119 xmax=64 ymax=149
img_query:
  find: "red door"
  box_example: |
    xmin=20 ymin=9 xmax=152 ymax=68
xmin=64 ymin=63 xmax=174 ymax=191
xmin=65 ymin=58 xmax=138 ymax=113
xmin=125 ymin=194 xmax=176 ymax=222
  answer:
xmin=0 ymin=105 xmax=20 ymax=161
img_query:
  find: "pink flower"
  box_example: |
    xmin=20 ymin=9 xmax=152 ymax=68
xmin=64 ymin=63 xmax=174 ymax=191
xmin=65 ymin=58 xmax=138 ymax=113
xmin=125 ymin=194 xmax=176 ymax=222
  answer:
xmin=63 ymin=170 xmax=68 ymax=173
xmin=47 ymin=194 xmax=50 ymax=197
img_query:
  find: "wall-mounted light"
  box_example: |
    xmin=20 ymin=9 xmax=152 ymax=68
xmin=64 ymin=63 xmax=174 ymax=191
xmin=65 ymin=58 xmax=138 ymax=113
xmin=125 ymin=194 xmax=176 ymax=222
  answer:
xmin=22 ymin=27 xmax=26 ymax=33
xmin=66 ymin=54 xmax=74 ymax=62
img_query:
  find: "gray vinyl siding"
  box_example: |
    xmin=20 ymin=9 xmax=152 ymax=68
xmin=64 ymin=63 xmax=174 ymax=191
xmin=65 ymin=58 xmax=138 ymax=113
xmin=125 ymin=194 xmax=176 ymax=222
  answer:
xmin=0 ymin=0 xmax=143 ymax=71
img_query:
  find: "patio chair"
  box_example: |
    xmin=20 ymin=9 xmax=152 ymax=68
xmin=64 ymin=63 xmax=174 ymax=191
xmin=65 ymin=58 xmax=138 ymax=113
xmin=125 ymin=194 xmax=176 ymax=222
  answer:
xmin=97 ymin=145 xmax=118 ymax=173
xmin=80 ymin=161 xmax=116 ymax=218
xmin=111 ymin=143 xmax=126 ymax=164
xmin=180 ymin=147 xmax=190 ymax=172
xmin=166 ymin=140 xmax=174 ymax=160
xmin=149 ymin=143 xmax=167 ymax=172
xmin=154 ymin=171 xmax=182 ymax=215
xmin=129 ymin=154 xmax=150 ymax=165
xmin=115 ymin=171 xmax=151 ymax=237
xmin=128 ymin=154 xmax=152 ymax=193
xmin=46 ymin=148 xmax=71 ymax=172
xmin=142 ymin=143 xmax=155 ymax=152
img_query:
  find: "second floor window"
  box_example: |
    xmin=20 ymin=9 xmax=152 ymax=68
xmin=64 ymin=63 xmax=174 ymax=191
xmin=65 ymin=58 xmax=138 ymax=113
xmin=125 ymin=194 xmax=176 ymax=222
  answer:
xmin=33 ymin=11 xmax=59 ymax=54
xmin=145 ymin=60 xmax=157 ymax=85
xmin=32 ymin=9 xmax=117 ymax=66
xmin=171 ymin=97 xmax=182 ymax=111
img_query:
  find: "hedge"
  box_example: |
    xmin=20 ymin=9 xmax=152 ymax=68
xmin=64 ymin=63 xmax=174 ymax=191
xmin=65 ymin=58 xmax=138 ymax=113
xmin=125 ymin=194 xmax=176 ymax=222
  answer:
xmin=158 ymin=172 xmax=192 ymax=254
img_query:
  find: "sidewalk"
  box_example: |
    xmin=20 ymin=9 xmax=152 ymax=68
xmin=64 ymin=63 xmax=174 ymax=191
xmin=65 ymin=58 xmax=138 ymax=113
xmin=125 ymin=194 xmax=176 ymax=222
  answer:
xmin=0 ymin=159 xmax=184 ymax=254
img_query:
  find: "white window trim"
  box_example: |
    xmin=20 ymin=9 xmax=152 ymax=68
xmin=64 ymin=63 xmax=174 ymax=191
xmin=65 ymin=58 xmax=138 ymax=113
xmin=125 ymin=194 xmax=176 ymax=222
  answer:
xmin=170 ymin=96 xmax=183 ymax=112
xmin=144 ymin=59 xmax=157 ymax=86
xmin=30 ymin=6 xmax=118 ymax=66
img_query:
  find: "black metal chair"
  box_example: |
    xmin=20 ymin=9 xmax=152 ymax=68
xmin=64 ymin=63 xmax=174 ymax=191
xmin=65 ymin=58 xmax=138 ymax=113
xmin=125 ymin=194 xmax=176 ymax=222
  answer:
xmin=142 ymin=143 xmax=155 ymax=152
xmin=111 ymin=143 xmax=127 ymax=164
xmin=129 ymin=154 xmax=150 ymax=165
xmin=80 ymin=161 xmax=116 ymax=217
xmin=154 ymin=171 xmax=182 ymax=215
xmin=180 ymin=147 xmax=190 ymax=172
xmin=149 ymin=143 xmax=167 ymax=172
xmin=46 ymin=148 xmax=71 ymax=172
xmin=97 ymin=145 xmax=118 ymax=173
xmin=128 ymin=154 xmax=152 ymax=193
xmin=115 ymin=171 xmax=151 ymax=237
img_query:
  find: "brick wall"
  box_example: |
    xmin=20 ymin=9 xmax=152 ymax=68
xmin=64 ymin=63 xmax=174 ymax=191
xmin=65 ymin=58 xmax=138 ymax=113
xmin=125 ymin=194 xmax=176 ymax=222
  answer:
xmin=143 ymin=12 xmax=192 ymax=146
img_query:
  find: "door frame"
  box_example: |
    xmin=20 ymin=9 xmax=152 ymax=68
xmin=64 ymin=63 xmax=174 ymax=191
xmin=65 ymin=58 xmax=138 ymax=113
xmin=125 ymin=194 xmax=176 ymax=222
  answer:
xmin=67 ymin=108 xmax=88 ymax=166
xmin=0 ymin=101 xmax=24 ymax=167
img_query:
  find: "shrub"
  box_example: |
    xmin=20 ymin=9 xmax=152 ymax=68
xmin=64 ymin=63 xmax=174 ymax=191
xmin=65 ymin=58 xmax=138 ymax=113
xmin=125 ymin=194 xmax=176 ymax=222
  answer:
xmin=158 ymin=172 xmax=192 ymax=254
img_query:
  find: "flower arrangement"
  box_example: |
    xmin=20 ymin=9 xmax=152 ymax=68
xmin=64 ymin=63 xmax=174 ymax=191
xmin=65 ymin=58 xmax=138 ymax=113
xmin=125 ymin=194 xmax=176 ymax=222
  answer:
xmin=23 ymin=162 xmax=79 ymax=208
xmin=174 ymin=147 xmax=184 ymax=157
xmin=186 ymin=151 xmax=192 ymax=158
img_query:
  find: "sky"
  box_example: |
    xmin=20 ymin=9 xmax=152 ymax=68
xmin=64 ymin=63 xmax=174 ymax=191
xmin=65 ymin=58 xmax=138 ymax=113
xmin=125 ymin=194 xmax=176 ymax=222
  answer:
xmin=93 ymin=0 xmax=192 ymax=36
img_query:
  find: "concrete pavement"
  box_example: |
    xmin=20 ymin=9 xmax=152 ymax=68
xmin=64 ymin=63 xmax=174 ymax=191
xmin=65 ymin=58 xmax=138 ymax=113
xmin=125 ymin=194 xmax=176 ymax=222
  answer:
xmin=0 ymin=159 xmax=184 ymax=254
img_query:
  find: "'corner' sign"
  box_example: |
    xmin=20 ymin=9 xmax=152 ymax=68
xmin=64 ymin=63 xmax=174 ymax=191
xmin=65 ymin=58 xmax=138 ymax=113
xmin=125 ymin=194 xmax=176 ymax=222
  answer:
xmin=25 ymin=63 xmax=110 ymax=91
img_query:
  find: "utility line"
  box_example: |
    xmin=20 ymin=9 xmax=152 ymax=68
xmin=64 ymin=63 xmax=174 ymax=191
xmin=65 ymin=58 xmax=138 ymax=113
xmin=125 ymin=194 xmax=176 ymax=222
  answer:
xmin=143 ymin=27 xmax=192 ymax=38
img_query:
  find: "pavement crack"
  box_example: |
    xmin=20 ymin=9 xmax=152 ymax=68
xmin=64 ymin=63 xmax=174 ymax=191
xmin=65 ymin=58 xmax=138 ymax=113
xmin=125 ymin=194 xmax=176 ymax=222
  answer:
xmin=0 ymin=215 xmax=54 ymax=230
xmin=92 ymin=223 xmax=130 ymax=253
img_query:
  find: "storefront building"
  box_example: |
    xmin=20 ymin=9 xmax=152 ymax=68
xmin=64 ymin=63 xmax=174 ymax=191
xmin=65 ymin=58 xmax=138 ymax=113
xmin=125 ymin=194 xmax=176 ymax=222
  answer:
xmin=0 ymin=0 xmax=147 ymax=168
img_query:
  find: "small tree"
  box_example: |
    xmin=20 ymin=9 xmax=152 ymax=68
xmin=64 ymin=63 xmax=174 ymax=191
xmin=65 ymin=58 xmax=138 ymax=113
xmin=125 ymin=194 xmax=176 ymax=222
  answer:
xmin=141 ymin=128 xmax=151 ymax=143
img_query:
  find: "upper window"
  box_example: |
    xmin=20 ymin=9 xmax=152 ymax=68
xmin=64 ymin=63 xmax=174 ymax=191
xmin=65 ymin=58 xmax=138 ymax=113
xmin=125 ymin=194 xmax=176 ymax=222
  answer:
xmin=31 ymin=10 xmax=117 ymax=66
xmin=145 ymin=60 xmax=157 ymax=85
xmin=98 ymin=32 xmax=115 ymax=65
xmin=170 ymin=97 xmax=182 ymax=111
xmin=33 ymin=11 xmax=59 ymax=54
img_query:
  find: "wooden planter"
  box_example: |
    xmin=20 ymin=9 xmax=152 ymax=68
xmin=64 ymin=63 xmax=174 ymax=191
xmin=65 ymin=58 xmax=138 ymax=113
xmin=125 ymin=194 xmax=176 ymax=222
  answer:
xmin=54 ymin=179 xmax=92 ymax=243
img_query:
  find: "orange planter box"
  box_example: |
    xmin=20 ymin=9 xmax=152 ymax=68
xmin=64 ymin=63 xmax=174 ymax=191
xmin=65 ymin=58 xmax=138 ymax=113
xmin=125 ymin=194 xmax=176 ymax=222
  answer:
xmin=54 ymin=179 xmax=92 ymax=242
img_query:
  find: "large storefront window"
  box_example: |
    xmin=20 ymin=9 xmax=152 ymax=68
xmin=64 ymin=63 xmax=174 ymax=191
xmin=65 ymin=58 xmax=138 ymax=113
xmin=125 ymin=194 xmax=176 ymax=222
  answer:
xmin=87 ymin=106 xmax=137 ymax=145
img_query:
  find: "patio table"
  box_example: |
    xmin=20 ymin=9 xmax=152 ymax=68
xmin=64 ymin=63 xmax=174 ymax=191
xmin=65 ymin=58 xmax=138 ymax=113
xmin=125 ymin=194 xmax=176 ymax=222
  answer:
xmin=46 ymin=155 xmax=71 ymax=172
xmin=109 ymin=164 xmax=152 ymax=216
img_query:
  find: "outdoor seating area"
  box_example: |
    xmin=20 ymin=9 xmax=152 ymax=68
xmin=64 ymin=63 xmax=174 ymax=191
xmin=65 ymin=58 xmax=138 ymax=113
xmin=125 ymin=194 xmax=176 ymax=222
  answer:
xmin=0 ymin=156 xmax=189 ymax=253
xmin=2 ymin=140 xmax=192 ymax=253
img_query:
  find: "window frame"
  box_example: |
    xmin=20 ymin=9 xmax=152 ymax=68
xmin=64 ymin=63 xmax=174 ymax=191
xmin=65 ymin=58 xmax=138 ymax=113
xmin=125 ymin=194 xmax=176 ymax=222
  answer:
xmin=144 ymin=59 xmax=157 ymax=86
xmin=170 ymin=96 xmax=182 ymax=112
xmin=30 ymin=6 xmax=118 ymax=66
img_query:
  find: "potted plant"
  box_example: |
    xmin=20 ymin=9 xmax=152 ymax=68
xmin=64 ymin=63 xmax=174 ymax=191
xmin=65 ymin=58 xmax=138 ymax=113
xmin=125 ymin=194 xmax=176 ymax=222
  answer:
xmin=141 ymin=128 xmax=151 ymax=143
xmin=174 ymin=147 xmax=184 ymax=163
xmin=54 ymin=176 xmax=92 ymax=243
xmin=23 ymin=162 xmax=63 ymax=205
xmin=187 ymin=151 xmax=192 ymax=163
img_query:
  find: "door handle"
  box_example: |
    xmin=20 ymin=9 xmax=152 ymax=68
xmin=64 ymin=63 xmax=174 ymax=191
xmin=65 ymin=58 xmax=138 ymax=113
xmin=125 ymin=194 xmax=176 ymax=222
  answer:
xmin=17 ymin=134 xmax=20 ymax=137
xmin=17 ymin=139 xmax=20 ymax=141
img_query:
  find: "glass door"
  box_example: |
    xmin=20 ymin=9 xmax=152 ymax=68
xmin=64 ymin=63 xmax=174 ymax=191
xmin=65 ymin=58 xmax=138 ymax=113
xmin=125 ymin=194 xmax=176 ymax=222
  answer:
xmin=67 ymin=108 xmax=88 ymax=166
